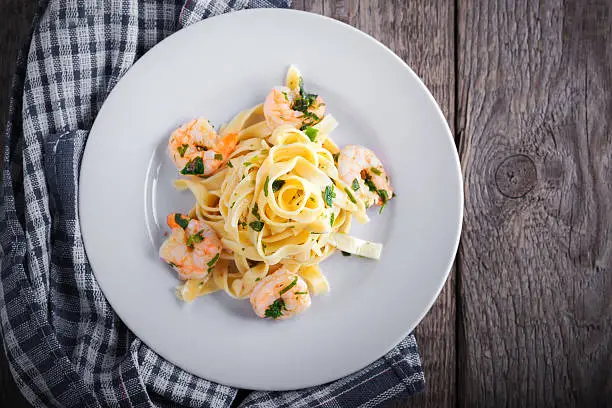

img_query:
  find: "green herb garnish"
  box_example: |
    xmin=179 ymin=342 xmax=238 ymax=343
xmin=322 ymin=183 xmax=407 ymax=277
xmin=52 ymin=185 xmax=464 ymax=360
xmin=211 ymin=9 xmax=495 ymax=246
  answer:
xmin=206 ymin=253 xmax=220 ymax=273
xmin=207 ymin=253 xmax=220 ymax=268
xmin=186 ymin=231 xmax=204 ymax=248
xmin=214 ymin=153 xmax=223 ymax=161
xmin=303 ymin=126 xmax=319 ymax=142
xmin=344 ymin=187 xmax=357 ymax=204
xmin=272 ymin=179 xmax=285 ymax=192
xmin=243 ymin=161 xmax=252 ymax=167
xmin=252 ymin=203 xmax=260 ymax=219
xmin=293 ymin=94 xmax=317 ymax=112
xmin=363 ymin=175 xmax=392 ymax=213
xmin=292 ymin=77 xmax=319 ymax=114
xmin=227 ymin=161 xmax=234 ymax=168
xmin=330 ymin=212 xmax=335 ymax=227
xmin=298 ymin=111 xmax=321 ymax=130
xmin=177 ymin=144 xmax=188 ymax=157
xmin=255 ymin=277 xmax=261 ymax=282
xmin=378 ymin=190 xmax=389 ymax=214
xmin=370 ymin=167 xmax=382 ymax=176
xmin=249 ymin=221 xmax=264 ymax=232
xmin=295 ymin=291 xmax=308 ymax=295
xmin=264 ymin=176 xmax=270 ymax=197
xmin=264 ymin=298 xmax=285 ymax=319
xmin=174 ymin=213 xmax=189 ymax=229
xmin=322 ymin=185 xmax=335 ymax=207
xmin=364 ymin=177 xmax=378 ymax=192
xmin=180 ymin=156 xmax=205 ymax=175
xmin=279 ymin=276 xmax=298 ymax=296
xmin=351 ymin=178 xmax=360 ymax=191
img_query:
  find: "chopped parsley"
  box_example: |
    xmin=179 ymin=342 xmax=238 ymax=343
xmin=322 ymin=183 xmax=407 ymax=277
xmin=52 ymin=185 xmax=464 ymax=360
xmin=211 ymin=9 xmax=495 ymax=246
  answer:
xmin=243 ymin=161 xmax=252 ymax=167
xmin=186 ymin=231 xmax=204 ymax=248
xmin=299 ymin=111 xmax=321 ymax=130
xmin=227 ymin=161 xmax=234 ymax=168
xmin=289 ymin=78 xmax=321 ymax=129
xmin=174 ymin=213 xmax=189 ymax=229
xmin=180 ymin=156 xmax=205 ymax=175
xmin=255 ymin=277 xmax=261 ymax=282
xmin=207 ymin=253 xmax=220 ymax=268
xmin=264 ymin=298 xmax=286 ymax=319
xmin=214 ymin=153 xmax=223 ymax=161
xmin=252 ymin=203 xmax=260 ymax=219
xmin=264 ymin=176 xmax=270 ymax=197
xmin=282 ymin=91 xmax=289 ymax=101
xmin=344 ymin=188 xmax=357 ymax=204
xmin=322 ymin=185 xmax=335 ymax=207
xmin=351 ymin=178 xmax=360 ymax=191
xmin=341 ymin=251 xmax=351 ymax=256
xmin=272 ymin=179 xmax=285 ymax=192
xmin=292 ymin=77 xmax=318 ymax=113
xmin=370 ymin=167 xmax=382 ymax=176
xmin=378 ymin=189 xmax=390 ymax=214
xmin=293 ymin=94 xmax=317 ymax=112
xmin=303 ymin=126 xmax=319 ymax=142
xmin=177 ymin=144 xmax=188 ymax=157
xmin=295 ymin=291 xmax=308 ymax=295
xmin=206 ymin=253 xmax=220 ymax=273
xmin=279 ymin=276 xmax=298 ymax=295
xmin=363 ymin=175 xmax=392 ymax=214
xmin=249 ymin=221 xmax=264 ymax=232
xmin=364 ymin=177 xmax=378 ymax=192
xmin=330 ymin=212 xmax=335 ymax=227
xmin=238 ymin=220 xmax=247 ymax=228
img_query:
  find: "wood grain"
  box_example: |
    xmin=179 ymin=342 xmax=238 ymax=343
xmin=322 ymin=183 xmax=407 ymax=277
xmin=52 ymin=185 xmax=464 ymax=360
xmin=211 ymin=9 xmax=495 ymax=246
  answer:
xmin=457 ymin=0 xmax=612 ymax=406
xmin=293 ymin=2 xmax=457 ymax=407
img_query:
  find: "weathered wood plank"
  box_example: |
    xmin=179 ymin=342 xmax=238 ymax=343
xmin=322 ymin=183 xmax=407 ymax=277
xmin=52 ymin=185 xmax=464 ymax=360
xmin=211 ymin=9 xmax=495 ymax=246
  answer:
xmin=457 ymin=0 xmax=612 ymax=406
xmin=292 ymin=1 xmax=457 ymax=407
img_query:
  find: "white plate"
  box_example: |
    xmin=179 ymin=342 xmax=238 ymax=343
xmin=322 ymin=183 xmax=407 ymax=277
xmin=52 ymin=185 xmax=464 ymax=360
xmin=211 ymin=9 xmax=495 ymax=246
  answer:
xmin=80 ymin=9 xmax=463 ymax=391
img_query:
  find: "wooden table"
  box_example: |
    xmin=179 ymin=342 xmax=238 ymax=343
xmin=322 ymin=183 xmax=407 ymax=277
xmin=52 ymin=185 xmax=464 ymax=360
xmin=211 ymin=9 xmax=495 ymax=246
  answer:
xmin=1 ymin=1 xmax=611 ymax=406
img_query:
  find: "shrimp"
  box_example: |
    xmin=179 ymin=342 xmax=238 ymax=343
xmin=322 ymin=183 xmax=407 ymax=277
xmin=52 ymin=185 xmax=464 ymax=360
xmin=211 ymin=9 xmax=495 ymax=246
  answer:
xmin=159 ymin=213 xmax=223 ymax=280
xmin=263 ymin=86 xmax=326 ymax=131
xmin=250 ymin=269 xmax=311 ymax=320
xmin=168 ymin=118 xmax=238 ymax=176
xmin=337 ymin=145 xmax=394 ymax=208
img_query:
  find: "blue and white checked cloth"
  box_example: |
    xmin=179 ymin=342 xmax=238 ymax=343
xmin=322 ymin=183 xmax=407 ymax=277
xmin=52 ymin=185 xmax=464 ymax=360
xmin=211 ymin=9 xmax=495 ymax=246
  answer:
xmin=0 ymin=1 xmax=425 ymax=406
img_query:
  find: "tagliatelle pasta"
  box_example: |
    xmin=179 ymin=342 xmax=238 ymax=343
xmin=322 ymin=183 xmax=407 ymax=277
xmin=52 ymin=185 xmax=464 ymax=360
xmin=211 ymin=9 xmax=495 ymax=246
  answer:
xmin=161 ymin=66 xmax=395 ymax=319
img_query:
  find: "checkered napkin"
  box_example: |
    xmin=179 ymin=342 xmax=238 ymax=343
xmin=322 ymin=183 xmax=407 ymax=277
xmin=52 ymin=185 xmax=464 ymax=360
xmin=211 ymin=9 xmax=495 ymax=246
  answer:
xmin=0 ymin=1 xmax=425 ymax=406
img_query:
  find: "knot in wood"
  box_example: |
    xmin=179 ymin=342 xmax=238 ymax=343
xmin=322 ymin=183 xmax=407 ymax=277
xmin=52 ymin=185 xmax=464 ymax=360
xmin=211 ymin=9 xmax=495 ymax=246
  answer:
xmin=495 ymin=154 xmax=537 ymax=198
